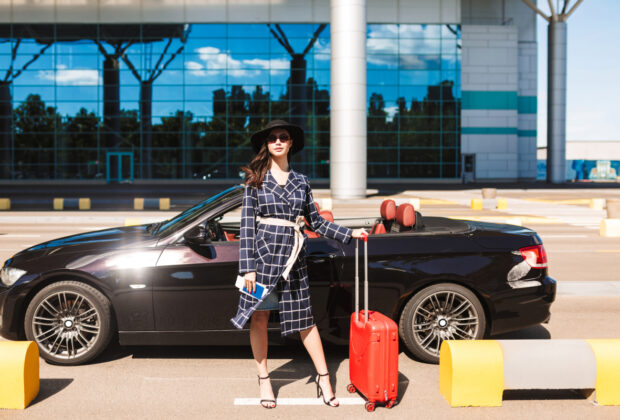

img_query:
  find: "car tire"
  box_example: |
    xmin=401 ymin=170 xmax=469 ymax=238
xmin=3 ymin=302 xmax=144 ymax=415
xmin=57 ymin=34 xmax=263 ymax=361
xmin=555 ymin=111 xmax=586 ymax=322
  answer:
xmin=24 ymin=280 xmax=114 ymax=366
xmin=399 ymin=283 xmax=486 ymax=364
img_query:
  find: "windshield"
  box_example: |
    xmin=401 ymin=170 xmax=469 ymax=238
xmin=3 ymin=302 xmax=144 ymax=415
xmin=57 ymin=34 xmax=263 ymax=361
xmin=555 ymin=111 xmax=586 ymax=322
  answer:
xmin=155 ymin=186 xmax=243 ymax=237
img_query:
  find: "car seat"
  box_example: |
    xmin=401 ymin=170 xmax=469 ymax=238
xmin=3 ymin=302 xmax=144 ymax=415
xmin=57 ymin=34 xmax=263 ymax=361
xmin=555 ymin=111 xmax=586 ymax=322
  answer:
xmin=370 ymin=199 xmax=396 ymax=234
xmin=390 ymin=203 xmax=416 ymax=232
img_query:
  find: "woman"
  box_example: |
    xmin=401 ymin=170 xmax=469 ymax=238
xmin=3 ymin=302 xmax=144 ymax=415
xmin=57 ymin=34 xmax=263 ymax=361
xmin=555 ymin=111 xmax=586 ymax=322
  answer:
xmin=230 ymin=120 xmax=367 ymax=409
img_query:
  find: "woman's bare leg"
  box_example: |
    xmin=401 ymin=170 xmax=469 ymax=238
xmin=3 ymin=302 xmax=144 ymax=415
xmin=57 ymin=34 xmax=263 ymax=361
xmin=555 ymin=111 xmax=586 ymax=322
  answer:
xmin=250 ymin=310 xmax=275 ymax=407
xmin=300 ymin=325 xmax=339 ymax=405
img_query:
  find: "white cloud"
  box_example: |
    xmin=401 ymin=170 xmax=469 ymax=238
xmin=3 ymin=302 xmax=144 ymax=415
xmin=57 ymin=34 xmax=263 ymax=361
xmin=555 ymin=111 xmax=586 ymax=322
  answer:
xmin=191 ymin=46 xmax=290 ymax=78
xmin=385 ymin=105 xmax=398 ymax=122
xmin=185 ymin=60 xmax=206 ymax=77
xmin=37 ymin=64 xmax=100 ymax=86
xmin=366 ymin=25 xmax=442 ymax=69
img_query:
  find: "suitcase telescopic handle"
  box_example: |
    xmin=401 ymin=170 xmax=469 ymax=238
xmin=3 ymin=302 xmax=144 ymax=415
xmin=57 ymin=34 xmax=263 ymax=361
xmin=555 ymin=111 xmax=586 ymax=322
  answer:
xmin=355 ymin=234 xmax=369 ymax=325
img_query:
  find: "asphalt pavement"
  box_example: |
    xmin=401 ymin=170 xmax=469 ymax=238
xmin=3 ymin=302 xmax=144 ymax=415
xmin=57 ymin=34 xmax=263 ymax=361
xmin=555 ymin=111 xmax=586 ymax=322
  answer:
xmin=1 ymin=186 xmax=620 ymax=419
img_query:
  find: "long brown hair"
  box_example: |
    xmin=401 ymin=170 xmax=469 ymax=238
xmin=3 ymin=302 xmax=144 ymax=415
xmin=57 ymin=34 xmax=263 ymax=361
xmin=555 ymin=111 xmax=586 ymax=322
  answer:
xmin=241 ymin=139 xmax=293 ymax=189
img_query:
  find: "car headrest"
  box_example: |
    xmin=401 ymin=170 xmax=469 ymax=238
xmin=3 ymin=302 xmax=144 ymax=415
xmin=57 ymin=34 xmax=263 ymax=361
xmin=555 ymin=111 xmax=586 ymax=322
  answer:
xmin=396 ymin=203 xmax=415 ymax=227
xmin=319 ymin=210 xmax=334 ymax=222
xmin=380 ymin=199 xmax=397 ymax=220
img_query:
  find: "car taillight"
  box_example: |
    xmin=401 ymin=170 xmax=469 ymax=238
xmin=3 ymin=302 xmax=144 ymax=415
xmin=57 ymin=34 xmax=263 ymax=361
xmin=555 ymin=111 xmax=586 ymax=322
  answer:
xmin=520 ymin=244 xmax=548 ymax=269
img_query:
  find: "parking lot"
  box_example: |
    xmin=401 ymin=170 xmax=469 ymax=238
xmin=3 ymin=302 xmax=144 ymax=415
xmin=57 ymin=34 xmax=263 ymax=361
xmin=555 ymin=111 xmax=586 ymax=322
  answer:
xmin=2 ymin=187 xmax=620 ymax=419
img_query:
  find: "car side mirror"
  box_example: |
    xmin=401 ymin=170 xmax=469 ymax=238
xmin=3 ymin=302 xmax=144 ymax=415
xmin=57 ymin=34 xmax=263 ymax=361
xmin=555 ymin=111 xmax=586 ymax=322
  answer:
xmin=183 ymin=225 xmax=211 ymax=246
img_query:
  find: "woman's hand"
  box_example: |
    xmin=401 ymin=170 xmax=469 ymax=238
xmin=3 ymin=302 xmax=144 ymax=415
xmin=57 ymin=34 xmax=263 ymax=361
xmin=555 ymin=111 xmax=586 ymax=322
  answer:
xmin=244 ymin=271 xmax=257 ymax=293
xmin=351 ymin=228 xmax=368 ymax=239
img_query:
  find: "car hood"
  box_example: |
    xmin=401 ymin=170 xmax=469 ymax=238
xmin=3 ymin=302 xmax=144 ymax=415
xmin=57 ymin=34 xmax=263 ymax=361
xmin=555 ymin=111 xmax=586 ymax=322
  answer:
xmin=13 ymin=225 xmax=158 ymax=259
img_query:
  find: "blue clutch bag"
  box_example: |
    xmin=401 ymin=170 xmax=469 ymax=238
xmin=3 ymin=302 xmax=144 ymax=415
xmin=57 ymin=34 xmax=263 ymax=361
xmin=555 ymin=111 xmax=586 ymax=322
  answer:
xmin=235 ymin=275 xmax=267 ymax=299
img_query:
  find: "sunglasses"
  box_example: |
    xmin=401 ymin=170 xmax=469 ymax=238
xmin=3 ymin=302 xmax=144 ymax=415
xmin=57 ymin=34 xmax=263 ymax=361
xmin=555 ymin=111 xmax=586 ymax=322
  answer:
xmin=266 ymin=134 xmax=291 ymax=143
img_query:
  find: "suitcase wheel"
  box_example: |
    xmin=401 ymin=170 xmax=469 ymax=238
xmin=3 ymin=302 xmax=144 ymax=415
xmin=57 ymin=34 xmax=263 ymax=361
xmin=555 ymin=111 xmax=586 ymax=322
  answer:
xmin=386 ymin=400 xmax=396 ymax=409
xmin=365 ymin=402 xmax=375 ymax=412
xmin=347 ymin=384 xmax=356 ymax=394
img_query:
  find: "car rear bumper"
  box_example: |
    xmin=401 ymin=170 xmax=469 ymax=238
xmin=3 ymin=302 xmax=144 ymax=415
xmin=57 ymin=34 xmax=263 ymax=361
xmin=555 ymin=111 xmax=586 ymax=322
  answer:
xmin=488 ymin=275 xmax=556 ymax=336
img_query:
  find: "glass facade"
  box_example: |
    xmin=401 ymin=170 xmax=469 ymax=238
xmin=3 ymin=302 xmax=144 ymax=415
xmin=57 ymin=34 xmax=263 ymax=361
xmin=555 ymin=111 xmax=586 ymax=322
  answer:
xmin=0 ymin=23 xmax=460 ymax=180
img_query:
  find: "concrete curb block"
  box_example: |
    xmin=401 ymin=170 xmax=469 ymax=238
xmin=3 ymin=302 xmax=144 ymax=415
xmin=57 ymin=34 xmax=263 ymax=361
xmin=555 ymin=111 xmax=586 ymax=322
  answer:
xmin=0 ymin=341 xmax=39 ymax=409
xmin=53 ymin=198 xmax=91 ymax=210
xmin=439 ymin=339 xmax=620 ymax=407
xmin=133 ymin=198 xmax=171 ymax=211
xmin=590 ymin=198 xmax=605 ymax=211
xmin=600 ymin=219 xmax=620 ymax=237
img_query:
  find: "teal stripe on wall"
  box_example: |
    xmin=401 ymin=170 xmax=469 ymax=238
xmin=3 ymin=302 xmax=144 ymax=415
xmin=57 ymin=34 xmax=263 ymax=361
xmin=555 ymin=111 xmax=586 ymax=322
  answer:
xmin=462 ymin=91 xmax=517 ymax=110
xmin=518 ymin=129 xmax=537 ymax=137
xmin=462 ymin=127 xmax=517 ymax=135
xmin=518 ymin=96 xmax=537 ymax=114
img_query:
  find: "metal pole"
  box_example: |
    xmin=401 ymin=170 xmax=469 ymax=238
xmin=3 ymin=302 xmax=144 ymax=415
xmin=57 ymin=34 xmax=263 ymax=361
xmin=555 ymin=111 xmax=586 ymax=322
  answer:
xmin=355 ymin=238 xmax=359 ymax=319
xmin=547 ymin=21 xmax=567 ymax=183
xmin=363 ymin=238 xmax=368 ymax=325
xmin=330 ymin=0 xmax=367 ymax=199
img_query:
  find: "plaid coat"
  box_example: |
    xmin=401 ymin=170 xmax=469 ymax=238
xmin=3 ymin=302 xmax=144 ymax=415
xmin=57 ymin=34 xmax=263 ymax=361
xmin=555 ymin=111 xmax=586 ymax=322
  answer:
xmin=230 ymin=169 xmax=352 ymax=336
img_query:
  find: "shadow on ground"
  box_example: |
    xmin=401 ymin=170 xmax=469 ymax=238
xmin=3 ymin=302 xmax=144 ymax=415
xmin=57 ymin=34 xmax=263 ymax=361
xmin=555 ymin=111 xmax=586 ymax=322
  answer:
xmin=503 ymin=389 xmax=592 ymax=401
xmin=29 ymin=378 xmax=74 ymax=407
xmin=491 ymin=324 xmax=551 ymax=340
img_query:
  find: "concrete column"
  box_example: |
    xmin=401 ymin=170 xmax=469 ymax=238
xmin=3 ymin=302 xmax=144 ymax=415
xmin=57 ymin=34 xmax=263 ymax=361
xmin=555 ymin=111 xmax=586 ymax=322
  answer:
xmin=330 ymin=0 xmax=367 ymax=199
xmin=547 ymin=21 xmax=567 ymax=183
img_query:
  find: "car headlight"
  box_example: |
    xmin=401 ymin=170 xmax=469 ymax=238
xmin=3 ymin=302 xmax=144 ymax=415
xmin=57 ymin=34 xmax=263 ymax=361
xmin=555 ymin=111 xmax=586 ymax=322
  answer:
xmin=1 ymin=267 xmax=27 ymax=286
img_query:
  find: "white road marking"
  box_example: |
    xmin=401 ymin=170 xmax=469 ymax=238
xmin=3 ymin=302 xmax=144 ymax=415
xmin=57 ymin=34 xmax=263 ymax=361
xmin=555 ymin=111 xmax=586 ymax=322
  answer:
xmin=0 ymin=234 xmax=41 ymax=238
xmin=234 ymin=397 xmax=365 ymax=406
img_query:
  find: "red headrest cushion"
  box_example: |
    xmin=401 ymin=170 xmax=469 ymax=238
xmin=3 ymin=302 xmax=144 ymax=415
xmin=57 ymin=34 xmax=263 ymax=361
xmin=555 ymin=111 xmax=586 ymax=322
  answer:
xmin=396 ymin=203 xmax=415 ymax=227
xmin=319 ymin=210 xmax=334 ymax=222
xmin=380 ymin=199 xmax=396 ymax=220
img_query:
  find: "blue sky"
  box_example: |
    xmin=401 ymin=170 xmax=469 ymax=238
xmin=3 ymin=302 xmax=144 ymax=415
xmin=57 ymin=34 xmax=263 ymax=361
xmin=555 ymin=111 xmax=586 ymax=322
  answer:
xmin=537 ymin=0 xmax=620 ymax=144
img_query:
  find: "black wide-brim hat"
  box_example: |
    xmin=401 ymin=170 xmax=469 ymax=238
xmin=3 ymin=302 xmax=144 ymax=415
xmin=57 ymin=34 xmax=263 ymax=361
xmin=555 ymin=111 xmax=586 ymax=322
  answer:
xmin=250 ymin=119 xmax=304 ymax=155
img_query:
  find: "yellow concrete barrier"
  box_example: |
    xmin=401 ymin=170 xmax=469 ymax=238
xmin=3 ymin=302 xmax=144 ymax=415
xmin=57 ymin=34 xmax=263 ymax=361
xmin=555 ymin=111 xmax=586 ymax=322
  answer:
xmin=53 ymin=198 xmax=63 ymax=210
xmin=496 ymin=198 xmax=508 ymax=210
xmin=53 ymin=198 xmax=90 ymax=210
xmin=134 ymin=198 xmax=170 ymax=210
xmin=440 ymin=339 xmax=620 ymax=407
xmin=78 ymin=198 xmax=90 ymax=210
xmin=471 ymin=198 xmax=483 ymax=211
xmin=159 ymin=198 xmax=170 ymax=211
xmin=0 ymin=341 xmax=40 ymax=409
xmin=600 ymin=219 xmax=620 ymax=237
xmin=586 ymin=339 xmax=620 ymax=405
xmin=0 ymin=198 xmax=10 ymax=210
xmin=439 ymin=340 xmax=504 ymax=407
xmin=590 ymin=198 xmax=605 ymax=211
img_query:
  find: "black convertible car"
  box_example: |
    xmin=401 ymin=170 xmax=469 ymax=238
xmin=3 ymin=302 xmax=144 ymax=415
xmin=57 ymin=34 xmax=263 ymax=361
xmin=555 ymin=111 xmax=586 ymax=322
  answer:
xmin=0 ymin=186 xmax=556 ymax=365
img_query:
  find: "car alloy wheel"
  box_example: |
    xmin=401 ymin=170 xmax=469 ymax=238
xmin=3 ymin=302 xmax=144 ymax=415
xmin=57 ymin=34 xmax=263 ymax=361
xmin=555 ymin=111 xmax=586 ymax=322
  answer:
xmin=25 ymin=281 xmax=114 ymax=365
xmin=399 ymin=283 xmax=486 ymax=363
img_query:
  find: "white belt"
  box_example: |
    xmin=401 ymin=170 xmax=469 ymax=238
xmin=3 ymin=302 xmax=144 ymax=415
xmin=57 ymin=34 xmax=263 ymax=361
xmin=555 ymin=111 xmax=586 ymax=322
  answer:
xmin=257 ymin=215 xmax=305 ymax=281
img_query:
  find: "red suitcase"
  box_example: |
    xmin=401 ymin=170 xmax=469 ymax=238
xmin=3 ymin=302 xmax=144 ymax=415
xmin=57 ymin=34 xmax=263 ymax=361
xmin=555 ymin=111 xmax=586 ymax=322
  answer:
xmin=347 ymin=236 xmax=399 ymax=412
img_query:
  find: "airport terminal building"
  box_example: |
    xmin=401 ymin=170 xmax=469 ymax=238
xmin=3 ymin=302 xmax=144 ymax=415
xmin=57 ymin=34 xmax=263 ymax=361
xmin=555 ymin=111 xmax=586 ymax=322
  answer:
xmin=0 ymin=0 xmax=538 ymax=185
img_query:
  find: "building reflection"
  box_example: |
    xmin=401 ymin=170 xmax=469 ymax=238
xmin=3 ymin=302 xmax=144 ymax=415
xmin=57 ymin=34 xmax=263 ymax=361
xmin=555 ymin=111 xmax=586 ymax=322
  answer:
xmin=0 ymin=23 xmax=460 ymax=180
